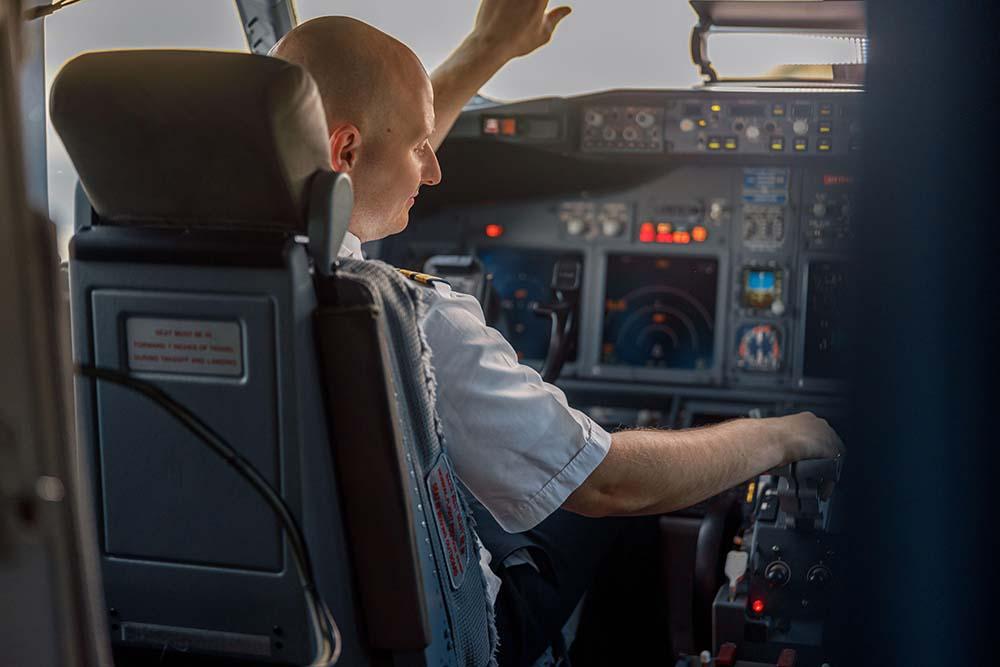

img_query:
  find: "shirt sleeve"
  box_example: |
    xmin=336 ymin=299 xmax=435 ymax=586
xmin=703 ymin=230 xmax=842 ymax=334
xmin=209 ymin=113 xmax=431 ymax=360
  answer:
xmin=420 ymin=287 xmax=611 ymax=533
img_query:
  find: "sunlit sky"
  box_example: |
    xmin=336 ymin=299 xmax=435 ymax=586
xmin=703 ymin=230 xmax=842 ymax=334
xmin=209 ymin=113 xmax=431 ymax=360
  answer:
xmin=41 ymin=0 xmax=858 ymax=247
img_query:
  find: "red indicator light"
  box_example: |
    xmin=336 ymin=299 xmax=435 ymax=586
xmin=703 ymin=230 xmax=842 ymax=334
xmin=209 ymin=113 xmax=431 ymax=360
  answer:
xmin=674 ymin=231 xmax=691 ymax=244
xmin=822 ymin=174 xmax=853 ymax=186
xmin=483 ymin=118 xmax=500 ymax=135
xmin=500 ymin=118 xmax=517 ymax=136
xmin=751 ymin=599 xmax=765 ymax=614
xmin=485 ymin=224 xmax=504 ymax=238
xmin=692 ymin=225 xmax=708 ymax=243
xmin=639 ymin=222 xmax=655 ymax=243
xmin=656 ymin=232 xmax=673 ymax=243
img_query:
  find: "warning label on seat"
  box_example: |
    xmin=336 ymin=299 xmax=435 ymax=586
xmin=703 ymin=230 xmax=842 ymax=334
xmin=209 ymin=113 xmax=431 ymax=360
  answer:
xmin=126 ymin=317 xmax=243 ymax=377
xmin=426 ymin=454 xmax=470 ymax=590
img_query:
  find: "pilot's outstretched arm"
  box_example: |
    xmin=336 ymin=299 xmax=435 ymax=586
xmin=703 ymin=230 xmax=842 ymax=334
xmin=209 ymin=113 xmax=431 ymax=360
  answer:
xmin=429 ymin=0 xmax=572 ymax=150
xmin=421 ymin=284 xmax=842 ymax=533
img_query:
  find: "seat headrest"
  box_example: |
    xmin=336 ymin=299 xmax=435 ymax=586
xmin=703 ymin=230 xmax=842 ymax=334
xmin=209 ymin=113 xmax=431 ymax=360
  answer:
xmin=50 ymin=50 xmax=332 ymax=232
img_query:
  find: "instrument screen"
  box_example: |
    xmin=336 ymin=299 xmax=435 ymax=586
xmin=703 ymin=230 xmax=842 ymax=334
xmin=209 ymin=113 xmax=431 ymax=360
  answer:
xmin=477 ymin=247 xmax=581 ymax=362
xmin=601 ymin=254 xmax=718 ymax=370
xmin=803 ymin=260 xmax=850 ymax=379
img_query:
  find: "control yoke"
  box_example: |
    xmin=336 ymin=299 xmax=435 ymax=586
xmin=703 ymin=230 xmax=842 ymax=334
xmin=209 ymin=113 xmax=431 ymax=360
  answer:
xmin=534 ymin=258 xmax=582 ymax=384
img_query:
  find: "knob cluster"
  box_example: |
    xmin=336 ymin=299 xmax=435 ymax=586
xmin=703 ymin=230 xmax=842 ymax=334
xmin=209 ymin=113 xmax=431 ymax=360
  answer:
xmin=763 ymin=560 xmax=834 ymax=588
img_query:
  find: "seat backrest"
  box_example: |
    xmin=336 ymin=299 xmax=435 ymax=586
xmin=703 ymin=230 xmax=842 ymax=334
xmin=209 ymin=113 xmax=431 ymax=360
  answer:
xmin=51 ymin=49 xmax=490 ymax=666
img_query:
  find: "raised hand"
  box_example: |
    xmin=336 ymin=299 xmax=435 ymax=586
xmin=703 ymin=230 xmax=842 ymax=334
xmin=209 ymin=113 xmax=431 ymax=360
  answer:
xmin=470 ymin=0 xmax=573 ymax=62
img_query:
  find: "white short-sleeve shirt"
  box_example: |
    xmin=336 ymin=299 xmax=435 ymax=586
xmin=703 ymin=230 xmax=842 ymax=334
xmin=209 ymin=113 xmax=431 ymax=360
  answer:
xmin=338 ymin=233 xmax=612 ymax=599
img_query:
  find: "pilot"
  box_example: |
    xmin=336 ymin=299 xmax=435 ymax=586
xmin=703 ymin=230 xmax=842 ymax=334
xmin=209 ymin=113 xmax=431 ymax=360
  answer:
xmin=272 ymin=4 xmax=843 ymax=665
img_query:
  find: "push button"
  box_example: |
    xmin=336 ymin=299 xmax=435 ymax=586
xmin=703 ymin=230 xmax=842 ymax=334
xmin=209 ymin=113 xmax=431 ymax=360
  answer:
xmin=717 ymin=643 xmax=738 ymax=666
xmin=770 ymin=137 xmax=785 ymax=151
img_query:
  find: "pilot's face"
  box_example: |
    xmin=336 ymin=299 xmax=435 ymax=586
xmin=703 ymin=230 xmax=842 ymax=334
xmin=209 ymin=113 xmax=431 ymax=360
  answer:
xmin=351 ymin=74 xmax=441 ymax=241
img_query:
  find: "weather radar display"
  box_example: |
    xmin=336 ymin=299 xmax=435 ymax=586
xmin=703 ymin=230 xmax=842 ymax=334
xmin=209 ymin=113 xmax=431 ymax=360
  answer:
xmin=601 ymin=254 xmax=718 ymax=370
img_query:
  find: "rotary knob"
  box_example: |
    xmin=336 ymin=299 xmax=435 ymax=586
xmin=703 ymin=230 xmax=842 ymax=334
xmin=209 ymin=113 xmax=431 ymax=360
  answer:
xmin=709 ymin=200 xmax=726 ymax=222
xmin=813 ymin=202 xmax=828 ymax=218
xmin=680 ymin=118 xmax=695 ymax=132
xmin=764 ymin=561 xmax=791 ymax=588
xmin=793 ymin=119 xmax=809 ymax=135
xmin=584 ymin=110 xmax=604 ymax=126
xmin=807 ymin=565 xmax=833 ymax=587
xmin=745 ymin=125 xmax=761 ymax=141
xmin=635 ymin=110 xmax=655 ymax=128
xmin=602 ymin=127 xmax=617 ymax=141
xmin=566 ymin=219 xmax=587 ymax=236
xmin=601 ymin=220 xmax=624 ymax=237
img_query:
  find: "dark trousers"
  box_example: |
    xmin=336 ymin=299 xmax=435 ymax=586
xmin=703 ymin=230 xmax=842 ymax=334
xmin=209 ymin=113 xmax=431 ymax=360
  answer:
xmin=469 ymin=500 xmax=635 ymax=667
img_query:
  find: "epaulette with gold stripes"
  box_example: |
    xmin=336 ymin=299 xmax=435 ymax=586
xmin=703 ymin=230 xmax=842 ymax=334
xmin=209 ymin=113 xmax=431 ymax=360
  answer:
xmin=397 ymin=268 xmax=450 ymax=287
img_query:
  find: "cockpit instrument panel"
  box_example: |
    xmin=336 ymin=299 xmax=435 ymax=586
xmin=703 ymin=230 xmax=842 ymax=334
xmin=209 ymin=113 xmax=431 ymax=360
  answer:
xmin=581 ymin=105 xmax=665 ymax=154
xmin=585 ymin=94 xmax=861 ymax=157
xmin=387 ymin=87 xmax=859 ymax=398
xmin=600 ymin=254 xmax=719 ymax=372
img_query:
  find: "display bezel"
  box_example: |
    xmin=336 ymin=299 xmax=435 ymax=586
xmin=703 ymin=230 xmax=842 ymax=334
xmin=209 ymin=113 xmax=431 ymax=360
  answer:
xmin=792 ymin=253 xmax=851 ymax=393
xmin=472 ymin=241 xmax=591 ymax=372
xmin=585 ymin=247 xmax=728 ymax=386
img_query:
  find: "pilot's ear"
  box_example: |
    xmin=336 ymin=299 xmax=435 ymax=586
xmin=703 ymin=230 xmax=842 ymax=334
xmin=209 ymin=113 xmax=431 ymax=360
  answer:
xmin=328 ymin=124 xmax=362 ymax=173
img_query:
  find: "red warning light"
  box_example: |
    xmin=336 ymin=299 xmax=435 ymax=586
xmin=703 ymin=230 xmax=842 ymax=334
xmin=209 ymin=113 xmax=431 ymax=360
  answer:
xmin=822 ymin=174 xmax=853 ymax=186
xmin=485 ymin=224 xmax=504 ymax=238
xmin=500 ymin=118 xmax=517 ymax=136
xmin=639 ymin=222 xmax=655 ymax=243
xmin=692 ymin=225 xmax=708 ymax=243
xmin=656 ymin=232 xmax=674 ymax=243
xmin=674 ymin=230 xmax=691 ymax=244
xmin=751 ymin=599 xmax=765 ymax=614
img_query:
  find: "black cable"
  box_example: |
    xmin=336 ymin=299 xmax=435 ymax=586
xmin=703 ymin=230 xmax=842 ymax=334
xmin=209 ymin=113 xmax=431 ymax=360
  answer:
xmin=76 ymin=365 xmax=341 ymax=666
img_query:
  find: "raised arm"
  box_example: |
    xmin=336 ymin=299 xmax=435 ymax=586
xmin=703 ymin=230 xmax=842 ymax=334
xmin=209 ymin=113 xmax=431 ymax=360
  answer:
xmin=429 ymin=0 xmax=572 ymax=150
xmin=564 ymin=412 xmax=844 ymax=517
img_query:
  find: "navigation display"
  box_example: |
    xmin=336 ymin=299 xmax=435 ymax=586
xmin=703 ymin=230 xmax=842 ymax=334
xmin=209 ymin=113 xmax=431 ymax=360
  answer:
xmin=477 ymin=247 xmax=582 ymax=362
xmin=803 ymin=260 xmax=850 ymax=379
xmin=601 ymin=254 xmax=718 ymax=370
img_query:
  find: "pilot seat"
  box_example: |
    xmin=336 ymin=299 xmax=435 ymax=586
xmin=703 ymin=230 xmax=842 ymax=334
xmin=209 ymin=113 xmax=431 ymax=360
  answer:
xmin=51 ymin=49 xmax=496 ymax=666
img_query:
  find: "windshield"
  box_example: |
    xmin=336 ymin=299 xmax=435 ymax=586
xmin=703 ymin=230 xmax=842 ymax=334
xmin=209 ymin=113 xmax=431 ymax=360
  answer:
xmin=44 ymin=0 xmax=835 ymax=252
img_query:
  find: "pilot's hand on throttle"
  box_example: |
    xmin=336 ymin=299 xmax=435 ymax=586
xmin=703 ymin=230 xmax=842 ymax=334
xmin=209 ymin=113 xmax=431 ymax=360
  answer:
xmin=771 ymin=412 xmax=845 ymax=465
xmin=471 ymin=0 xmax=572 ymax=62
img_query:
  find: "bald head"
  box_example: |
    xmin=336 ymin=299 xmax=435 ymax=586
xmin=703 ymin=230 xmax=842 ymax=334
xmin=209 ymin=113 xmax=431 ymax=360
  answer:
xmin=270 ymin=16 xmax=441 ymax=243
xmin=272 ymin=16 xmax=426 ymax=137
